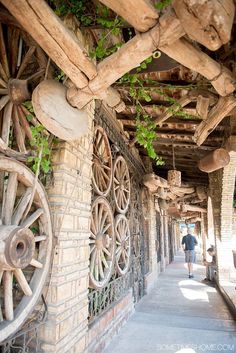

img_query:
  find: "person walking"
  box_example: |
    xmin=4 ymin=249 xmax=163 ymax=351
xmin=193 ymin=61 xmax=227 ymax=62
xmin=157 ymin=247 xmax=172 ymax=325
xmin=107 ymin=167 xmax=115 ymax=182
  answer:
xmin=182 ymin=227 xmax=198 ymax=278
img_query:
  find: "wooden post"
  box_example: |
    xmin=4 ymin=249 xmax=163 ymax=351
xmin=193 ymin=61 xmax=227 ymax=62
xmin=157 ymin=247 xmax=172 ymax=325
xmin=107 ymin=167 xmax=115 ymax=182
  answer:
xmin=198 ymin=148 xmax=230 ymax=173
xmin=161 ymin=38 xmax=235 ymax=96
xmin=194 ymin=96 xmax=236 ymax=146
xmin=98 ymin=0 xmax=158 ymax=32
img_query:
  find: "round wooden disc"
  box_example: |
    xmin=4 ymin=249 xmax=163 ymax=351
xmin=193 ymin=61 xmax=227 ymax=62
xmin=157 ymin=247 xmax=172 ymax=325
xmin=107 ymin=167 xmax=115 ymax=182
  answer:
xmin=32 ymin=80 xmax=88 ymax=140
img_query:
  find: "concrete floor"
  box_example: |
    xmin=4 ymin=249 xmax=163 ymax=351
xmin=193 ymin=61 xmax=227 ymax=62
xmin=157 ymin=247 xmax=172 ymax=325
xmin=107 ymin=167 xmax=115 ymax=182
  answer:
xmin=104 ymin=253 xmax=236 ymax=353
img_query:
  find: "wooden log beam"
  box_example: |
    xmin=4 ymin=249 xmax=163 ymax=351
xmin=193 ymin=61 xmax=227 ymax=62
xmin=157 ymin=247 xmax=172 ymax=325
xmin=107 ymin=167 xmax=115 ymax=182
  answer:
xmin=98 ymin=0 xmax=158 ymax=32
xmin=67 ymin=10 xmax=185 ymax=108
xmin=181 ymin=204 xmax=207 ymax=213
xmin=198 ymin=148 xmax=230 ymax=173
xmin=173 ymin=0 xmax=235 ymax=51
xmin=161 ymin=38 xmax=235 ymax=97
xmin=1 ymin=0 xmax=126 ymax=112
xmin=194 ymin=96 xmax=236 ymax=146
xmin=143 ymin=173 xmax=168 ymax=192
xmin=154 ymin=96 xmax=192 ymax=125
xmin=1 ymin=0 xmax=96 ymax=88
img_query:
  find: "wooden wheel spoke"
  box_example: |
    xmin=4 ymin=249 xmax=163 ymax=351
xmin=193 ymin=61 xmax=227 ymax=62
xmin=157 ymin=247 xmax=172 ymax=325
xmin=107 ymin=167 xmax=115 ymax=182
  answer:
xmin=12 ymin=187 xmax=32 ymax=225
xmin=34 ymin=235 xmax=47 ymax=242
xmin=30 ymin=259 xmax=43 ymax=269
xmin=102 ymin=247 xmax=111 ymax=257
xmin=12 ymin=106 xmax=27 ymax=153
xmin=0 ymin=95 xmax=10 ymax=111
xmin=0 ymin=61 xmax=8 ymax=83
xmin=16 ymin=46 xmax=36 ymax=79
xmin=97 ymin=203 xmax=104 ymax=229
xmin=90 ymin=249 xmax=97 ymax=273
xmin=21 ymin=208 xmax=44 ymax=228
xmin=90 ymin=231 xmax=96 ymax=240
xmin=100 ymin=209 xmax=108 ymax=230
xmin=2 ymin=101 xmax=13 ymax=145
xmin=3 ymin=271 xmax=14 ymax=321
xmin=101 ymin=251 xmax=109 ymax=268
xmin=2 ymin=172 xmax=18 ymax=225
xmin=91 ymin=216 xmax=97 ymax=234
xmin=102 ymin=222 xmax=111 ymax=235
xmin=18 ymin=106 xmax=33 ymax=142
xmin=14 ymin=269 xmax=32 ymax=296
xmin=98 ymin=250 xmax=104 ymax=279
xmin=0 ymin=25 xmax=10 ymax=78
xmin=92 ymin=127 xmax=112 ymax=196
xmin=114 ymin=215 xmax=130 ymax=275
xmin=0 ymin=78 xmax=7 ymax=88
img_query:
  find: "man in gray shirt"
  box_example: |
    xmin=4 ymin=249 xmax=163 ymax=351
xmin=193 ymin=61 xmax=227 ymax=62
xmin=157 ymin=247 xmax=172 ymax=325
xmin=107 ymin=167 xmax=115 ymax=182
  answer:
xmin=182 ymin=227 xmax=198 ymax=278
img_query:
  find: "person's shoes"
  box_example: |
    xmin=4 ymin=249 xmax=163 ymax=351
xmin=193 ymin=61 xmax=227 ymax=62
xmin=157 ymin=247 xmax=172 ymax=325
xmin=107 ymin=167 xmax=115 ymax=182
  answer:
xmin=203 ymin=278 xmax=211 ymax=282
xmin=189 ymin=274 xmax=194 ymax=278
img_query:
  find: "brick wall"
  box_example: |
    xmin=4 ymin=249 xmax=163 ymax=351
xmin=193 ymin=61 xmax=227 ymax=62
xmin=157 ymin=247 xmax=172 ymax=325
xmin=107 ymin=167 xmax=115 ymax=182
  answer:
xmin=39 ymin=102 xmax=95 ymax=353
xmin=209 ymin=152 xmax=236 ymax=282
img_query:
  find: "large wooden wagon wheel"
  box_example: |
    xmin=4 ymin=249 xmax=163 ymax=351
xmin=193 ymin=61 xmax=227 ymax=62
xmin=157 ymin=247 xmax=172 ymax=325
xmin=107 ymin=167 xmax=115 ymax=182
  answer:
xmin=113 ymin=156 xmax=131 ymax=214
xmin=0 ymin=22 xmax=49 ymax=157
xmin=92 ymin=126 xmax=112 ymax=197
xmin=115 ymin=214 xmax=131 ymax=276
xmin=0 ymin=157 xmax=52 ymax=342
xmin=89 ymin=196 xmax=115 ymax=289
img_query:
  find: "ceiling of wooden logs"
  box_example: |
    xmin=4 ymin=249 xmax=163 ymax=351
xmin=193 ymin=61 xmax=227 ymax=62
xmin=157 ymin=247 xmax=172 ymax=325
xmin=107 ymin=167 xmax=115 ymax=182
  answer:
xmin=1 ymin=0 xmax=235 ymax=194
xmin=79 ymin=1 xmax=236 ymax=187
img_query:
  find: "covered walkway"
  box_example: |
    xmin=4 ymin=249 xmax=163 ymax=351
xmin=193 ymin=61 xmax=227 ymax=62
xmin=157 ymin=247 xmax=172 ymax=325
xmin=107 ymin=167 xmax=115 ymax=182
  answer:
xmin=104 ymin=254 xmax=236 ymax=353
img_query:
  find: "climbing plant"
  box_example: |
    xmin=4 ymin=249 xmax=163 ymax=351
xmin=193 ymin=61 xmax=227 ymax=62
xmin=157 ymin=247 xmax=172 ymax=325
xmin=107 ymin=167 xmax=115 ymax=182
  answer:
xmin=23 ymin=101 xmax=52 ymax=176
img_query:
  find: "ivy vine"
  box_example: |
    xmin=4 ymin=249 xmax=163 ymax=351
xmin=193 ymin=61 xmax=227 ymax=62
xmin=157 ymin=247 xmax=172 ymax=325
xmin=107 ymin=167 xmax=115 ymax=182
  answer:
xmin=22 ymin=101 xmax=52 ymax=176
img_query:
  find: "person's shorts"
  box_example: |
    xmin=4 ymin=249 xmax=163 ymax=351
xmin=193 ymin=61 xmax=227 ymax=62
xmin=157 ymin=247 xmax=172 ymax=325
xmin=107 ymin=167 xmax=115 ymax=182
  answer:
xmin=185 ymin=250 xmax=195 ymax=263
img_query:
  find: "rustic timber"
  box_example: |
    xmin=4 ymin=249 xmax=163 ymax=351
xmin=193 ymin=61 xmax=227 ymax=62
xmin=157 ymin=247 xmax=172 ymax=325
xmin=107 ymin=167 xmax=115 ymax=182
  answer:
xmin=32 ymin=80 xmax=88 ymax=140
xmin=181 ymin=204 xmax=207 ymax=213
xmin=161 ymin=38 xmax=235 ymax=96
xmin=143 ymin=173 xmax=168 ymax=192
xmin=1 ymin=0 xmax=124 ymax=112
xmin=194 ymin=96 xmax=236 ymax=146
xmin=173 ymin=0 xmax=235 ymax=51
xmin=196 ymin=95 xmax=210 ymax=120
xmin=98 ymin=0 xmax=158 ymax=32
xmin=198 ymin=148 xmax=230 ymax=173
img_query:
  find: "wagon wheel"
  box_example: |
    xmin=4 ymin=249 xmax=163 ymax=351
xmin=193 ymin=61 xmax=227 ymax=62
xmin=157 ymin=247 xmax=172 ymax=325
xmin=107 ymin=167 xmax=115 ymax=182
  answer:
xmin=113 ymin=156 xmax=130 ymax=214
xmin=89 ymin=197 xmax=115 ymax=289
xmin=92 ymin=126 xmax=112 ymax=197
xmin=0 ymin=157 xmax=52 ymax=342
xmin=0 ymin=22 xmax=50 ymax=157
xmin=115 ymin=214 xmax=131 ymax=276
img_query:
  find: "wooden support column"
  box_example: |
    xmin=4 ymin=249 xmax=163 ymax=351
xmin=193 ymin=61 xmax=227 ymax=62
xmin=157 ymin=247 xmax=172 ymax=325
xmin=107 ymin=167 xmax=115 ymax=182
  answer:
xmin=194 ymin=96 xmax=236 ymax=146
xmin=98 ymin=0 xmax=158 ymax=32
xmin=161 ymin=38 xmax=235 ymax=96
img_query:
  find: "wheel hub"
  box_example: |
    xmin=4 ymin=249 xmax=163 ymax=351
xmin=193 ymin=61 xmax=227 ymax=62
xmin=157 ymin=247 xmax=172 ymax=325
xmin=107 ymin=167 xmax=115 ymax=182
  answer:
xmin=0 ymin=226 xmax=35 ymax=269
xmin=8 ymin=78 xmax=31 ymax=104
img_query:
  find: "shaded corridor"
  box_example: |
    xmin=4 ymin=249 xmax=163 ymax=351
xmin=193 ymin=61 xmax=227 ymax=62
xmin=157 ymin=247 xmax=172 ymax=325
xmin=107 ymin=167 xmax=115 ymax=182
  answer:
xmin=104 ymin=253 xmax=236 ymax=353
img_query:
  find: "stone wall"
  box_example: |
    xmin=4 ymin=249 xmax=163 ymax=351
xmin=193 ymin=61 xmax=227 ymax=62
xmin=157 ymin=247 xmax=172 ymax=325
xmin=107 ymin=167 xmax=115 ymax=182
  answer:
xmin=39 ymin=102 xmax=95 ymax=353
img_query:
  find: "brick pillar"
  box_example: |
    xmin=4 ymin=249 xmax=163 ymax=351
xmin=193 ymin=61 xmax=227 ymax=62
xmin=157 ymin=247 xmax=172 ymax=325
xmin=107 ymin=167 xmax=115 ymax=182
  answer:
xmin=219 ymin=152 xmax=236 ymax=281
xmin=39 ymin=102 xmax=94 ymax=353
xmin=209 ymin=152 xmax=236 ymax=282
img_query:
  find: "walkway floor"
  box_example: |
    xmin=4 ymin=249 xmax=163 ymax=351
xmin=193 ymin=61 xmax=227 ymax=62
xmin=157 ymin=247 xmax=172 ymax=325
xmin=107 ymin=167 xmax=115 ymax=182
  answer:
xmin=104 ymin=253 xmax=236 ymax=353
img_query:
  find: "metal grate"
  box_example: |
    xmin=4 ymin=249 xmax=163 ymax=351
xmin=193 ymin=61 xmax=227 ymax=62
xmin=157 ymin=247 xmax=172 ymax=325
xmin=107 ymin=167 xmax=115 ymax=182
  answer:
xmin=88 ymin=272 xmax=131 ymax=324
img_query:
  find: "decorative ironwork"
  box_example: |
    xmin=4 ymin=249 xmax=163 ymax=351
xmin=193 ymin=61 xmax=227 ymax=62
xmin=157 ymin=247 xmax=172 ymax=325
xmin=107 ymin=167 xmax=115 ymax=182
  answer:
xmin=88 ymin=272 xmax=131 ymax=324
xmin=95 ymin=106 xmax=146 ymax=179
xmin=0 ymin=295 xmax=47 ymax=353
